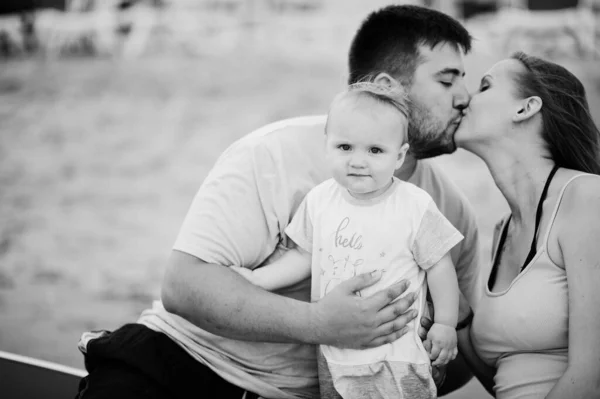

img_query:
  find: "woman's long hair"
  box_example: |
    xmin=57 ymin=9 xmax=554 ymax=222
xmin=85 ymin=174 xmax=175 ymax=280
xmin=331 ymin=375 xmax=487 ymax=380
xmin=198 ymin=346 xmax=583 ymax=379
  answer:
xmin=511 ymin=51 xmax=600 ymax=174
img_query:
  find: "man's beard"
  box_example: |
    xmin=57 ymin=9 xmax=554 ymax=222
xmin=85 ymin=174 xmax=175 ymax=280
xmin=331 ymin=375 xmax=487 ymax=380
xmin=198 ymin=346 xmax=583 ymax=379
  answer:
xmin=407 ymin=106 xmax=458 ymax=159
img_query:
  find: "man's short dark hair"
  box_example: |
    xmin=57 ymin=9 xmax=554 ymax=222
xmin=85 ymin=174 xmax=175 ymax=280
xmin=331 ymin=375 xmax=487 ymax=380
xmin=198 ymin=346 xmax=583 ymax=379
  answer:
xmin=348 ymin=5 xmax=472 ymax=85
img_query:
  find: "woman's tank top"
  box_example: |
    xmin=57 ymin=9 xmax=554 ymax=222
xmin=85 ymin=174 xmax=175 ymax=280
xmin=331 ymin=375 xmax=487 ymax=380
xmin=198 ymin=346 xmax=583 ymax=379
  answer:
xmin=471 ymin=174 xmax=589 ymax=399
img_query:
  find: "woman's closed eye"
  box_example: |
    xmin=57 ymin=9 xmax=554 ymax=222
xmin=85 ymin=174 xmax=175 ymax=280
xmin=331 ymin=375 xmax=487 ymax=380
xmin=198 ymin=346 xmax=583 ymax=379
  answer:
xmin=479 ymin=77 xmax=491 ymax=92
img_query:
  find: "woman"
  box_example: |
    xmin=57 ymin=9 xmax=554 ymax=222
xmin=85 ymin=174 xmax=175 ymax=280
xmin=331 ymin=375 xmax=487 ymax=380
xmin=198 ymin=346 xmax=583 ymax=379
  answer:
xmin=454 ymin=51 xmax=600 ymax=398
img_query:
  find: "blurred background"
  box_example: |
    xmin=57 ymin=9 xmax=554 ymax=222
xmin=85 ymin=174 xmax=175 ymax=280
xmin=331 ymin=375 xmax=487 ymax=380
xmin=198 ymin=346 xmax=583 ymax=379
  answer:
xmin=1 ymin=0 xmax=599 ymax=397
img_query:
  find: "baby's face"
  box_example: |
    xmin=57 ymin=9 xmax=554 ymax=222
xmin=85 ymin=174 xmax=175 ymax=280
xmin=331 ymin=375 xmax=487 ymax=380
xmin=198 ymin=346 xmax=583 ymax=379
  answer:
xmin=325 ymin=99 xmax=408 ymax=200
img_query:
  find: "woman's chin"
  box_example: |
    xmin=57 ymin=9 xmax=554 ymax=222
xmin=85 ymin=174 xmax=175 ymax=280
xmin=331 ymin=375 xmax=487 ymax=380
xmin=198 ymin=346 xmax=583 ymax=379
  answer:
xmin=453 ymin=124 xmax=470 ymax=147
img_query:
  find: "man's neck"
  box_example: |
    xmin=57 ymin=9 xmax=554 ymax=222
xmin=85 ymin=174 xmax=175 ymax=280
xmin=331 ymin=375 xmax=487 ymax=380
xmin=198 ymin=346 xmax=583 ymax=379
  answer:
xmin=394 ymin=154 xmax=418 ymax=181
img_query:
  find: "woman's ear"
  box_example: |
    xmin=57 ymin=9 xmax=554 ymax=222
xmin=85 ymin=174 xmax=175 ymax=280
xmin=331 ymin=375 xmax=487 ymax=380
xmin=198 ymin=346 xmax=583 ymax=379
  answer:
xmin=396 ymin=143 xmax=410 ymax=170
xmin=373 ymin=72 xmax=401 ymax=89
xmin=513 ymin=96 xmax=542 ymax=122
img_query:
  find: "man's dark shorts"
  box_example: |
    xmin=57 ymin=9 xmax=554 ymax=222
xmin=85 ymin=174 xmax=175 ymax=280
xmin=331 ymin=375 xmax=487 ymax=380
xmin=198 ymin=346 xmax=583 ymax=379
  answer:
xmin=75 ymin=323 xmax=259 ymax=399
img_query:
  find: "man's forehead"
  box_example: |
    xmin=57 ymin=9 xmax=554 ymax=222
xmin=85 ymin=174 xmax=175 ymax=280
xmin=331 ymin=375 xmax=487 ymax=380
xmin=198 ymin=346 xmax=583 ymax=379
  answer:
xmin=417 ymin=42 xmax=466 ymax=75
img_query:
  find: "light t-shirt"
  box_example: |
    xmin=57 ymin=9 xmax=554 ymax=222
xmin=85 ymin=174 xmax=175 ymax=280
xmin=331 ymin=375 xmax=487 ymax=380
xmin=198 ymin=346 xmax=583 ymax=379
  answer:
xmin=286 ymin=177 xmax=463 ymax=367
xmin=136 ymin=116 xmax=482 ymax=399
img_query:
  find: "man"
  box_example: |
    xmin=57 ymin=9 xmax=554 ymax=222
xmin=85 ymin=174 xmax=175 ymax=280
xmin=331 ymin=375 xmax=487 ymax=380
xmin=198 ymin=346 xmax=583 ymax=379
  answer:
xmin=76 ymin=5 xmax=480 ymax=399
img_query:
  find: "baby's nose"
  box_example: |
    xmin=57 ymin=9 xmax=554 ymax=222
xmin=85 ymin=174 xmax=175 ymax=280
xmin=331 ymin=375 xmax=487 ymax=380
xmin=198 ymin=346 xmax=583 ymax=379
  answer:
xmin=349 ymin=154 xmax=367 ymax=167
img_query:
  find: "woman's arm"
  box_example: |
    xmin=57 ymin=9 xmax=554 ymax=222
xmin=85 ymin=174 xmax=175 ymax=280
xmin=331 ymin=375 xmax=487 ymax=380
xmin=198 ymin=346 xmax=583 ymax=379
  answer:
xmin=457 ymin=324 xmax=496 ymax=396
xmin=231 ymin=247 xmax=311 ymax=291
xmin=546 ymin=177 xmax=600 ymax=399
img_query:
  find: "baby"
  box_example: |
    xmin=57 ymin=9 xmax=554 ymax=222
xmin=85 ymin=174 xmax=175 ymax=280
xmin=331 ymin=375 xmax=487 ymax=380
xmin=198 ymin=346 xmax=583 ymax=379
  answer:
xmin=232 ymin=82 xmax=462 ymax=399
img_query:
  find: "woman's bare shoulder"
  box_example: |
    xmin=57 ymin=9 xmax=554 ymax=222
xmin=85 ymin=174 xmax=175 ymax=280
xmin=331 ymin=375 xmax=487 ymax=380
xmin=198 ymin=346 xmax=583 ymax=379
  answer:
xmin=553 ymin=170 xmax=600 ymax=240
xmin=558 ymin=170 xmax=600 ymax=209
xmin=544 ymin=170 xmax=600 ymax=268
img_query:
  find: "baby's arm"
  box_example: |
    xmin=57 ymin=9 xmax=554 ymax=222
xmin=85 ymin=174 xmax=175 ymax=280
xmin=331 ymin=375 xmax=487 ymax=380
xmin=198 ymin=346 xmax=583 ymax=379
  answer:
xmin=231 ymin=247 xmax=311 ymax=291
xmin=425 ymin=252 xmax=459 ymax=366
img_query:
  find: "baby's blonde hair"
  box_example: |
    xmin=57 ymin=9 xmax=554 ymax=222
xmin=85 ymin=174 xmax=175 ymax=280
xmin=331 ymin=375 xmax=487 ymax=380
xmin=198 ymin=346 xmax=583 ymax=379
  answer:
xmin=348 ymin=81 xmax=410 ymax=119
xmin=326 ymin=82 xmax=410 ymax=140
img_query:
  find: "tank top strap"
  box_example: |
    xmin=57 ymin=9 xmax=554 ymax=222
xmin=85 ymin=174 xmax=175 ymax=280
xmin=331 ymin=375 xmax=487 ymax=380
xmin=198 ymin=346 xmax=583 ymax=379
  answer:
xmin=539 ymin=173 xmax=597 ymax=247
xmin=522 ymin=165 xmax=560 ymax=270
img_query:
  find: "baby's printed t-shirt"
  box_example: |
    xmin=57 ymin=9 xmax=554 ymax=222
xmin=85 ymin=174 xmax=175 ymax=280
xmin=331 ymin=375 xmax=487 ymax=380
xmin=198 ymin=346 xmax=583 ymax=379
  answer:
xmin=285 ymin=177 xmax=463 ymax=366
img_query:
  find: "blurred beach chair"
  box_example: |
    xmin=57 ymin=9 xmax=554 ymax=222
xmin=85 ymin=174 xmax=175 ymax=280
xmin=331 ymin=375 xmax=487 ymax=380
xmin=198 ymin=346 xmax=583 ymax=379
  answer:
xmin=0 ymin=0 xmax=123 ymax=58
xmin=0 ymin=13 xmax=27 ymax=57
xmin=496 ymin=0 xmax=597 ymax=58
xmin=266 ymin=0 xmax=323 ymax=13
xmin=0 ymin=350 xmax=85 ymax=399
xmin=131 ymin=0 xmax=258 ymax=57
xmin=0 ymin=0 xmax=166 ymax=59
xmin=0 ymin=1 xmax=50 ymax=56
xmin=118 ymin=1 xmax=159 ymax=58
xmin=34 ymin=0 xmax=128 ymax=57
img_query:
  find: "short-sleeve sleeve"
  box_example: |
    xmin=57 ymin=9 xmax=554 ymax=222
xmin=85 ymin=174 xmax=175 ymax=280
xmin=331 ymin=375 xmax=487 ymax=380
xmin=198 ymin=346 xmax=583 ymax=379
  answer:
xmin=172 ymin=138 xmax=281 ymax=268
xmin=284 ymin=194 xmax=314 ymax=254
xmin=412 ymin=199 xmax=464 ymax=270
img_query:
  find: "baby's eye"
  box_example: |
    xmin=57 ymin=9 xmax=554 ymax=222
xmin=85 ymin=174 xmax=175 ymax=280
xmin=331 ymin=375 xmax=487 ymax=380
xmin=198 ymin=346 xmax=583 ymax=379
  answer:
xmin=370 ymin=147 xmax=383 ymax=154
xmin=338 ymin=144 xmax=351 ymax=151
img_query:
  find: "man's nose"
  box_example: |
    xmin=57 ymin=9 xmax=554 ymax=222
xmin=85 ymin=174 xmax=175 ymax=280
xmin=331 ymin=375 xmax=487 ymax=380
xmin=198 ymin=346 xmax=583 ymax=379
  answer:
xmin=454 ymin=83 xmax=471 ymax=110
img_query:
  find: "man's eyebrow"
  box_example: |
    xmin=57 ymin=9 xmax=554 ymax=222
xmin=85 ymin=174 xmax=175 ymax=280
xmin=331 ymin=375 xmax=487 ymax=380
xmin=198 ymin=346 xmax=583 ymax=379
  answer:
xmin=436 ymin=68 xmax=465 ymax=77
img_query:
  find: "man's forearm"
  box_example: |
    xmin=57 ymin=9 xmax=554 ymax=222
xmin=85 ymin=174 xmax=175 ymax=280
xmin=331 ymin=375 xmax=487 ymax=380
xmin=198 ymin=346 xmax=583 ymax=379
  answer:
xmin=161 ymin=250 xmax=317 ymax=344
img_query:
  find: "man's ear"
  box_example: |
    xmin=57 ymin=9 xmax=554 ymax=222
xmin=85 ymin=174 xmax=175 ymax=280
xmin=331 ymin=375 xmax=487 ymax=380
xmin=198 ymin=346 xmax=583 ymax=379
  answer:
xmin=396 ymin=143 xmax=410 ymax=169
xmin=373 ymin=72 xmax=401 ymax=89
xmin=513 ymin=96 xmax=542 ymax=122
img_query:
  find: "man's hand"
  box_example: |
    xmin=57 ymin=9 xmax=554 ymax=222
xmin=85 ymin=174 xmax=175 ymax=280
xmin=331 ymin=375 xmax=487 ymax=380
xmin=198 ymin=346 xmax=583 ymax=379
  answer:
xmin=419 ymin=300 xmax=434 ymax=342
xmin=311 ymin=270 xmax=418 ymax=349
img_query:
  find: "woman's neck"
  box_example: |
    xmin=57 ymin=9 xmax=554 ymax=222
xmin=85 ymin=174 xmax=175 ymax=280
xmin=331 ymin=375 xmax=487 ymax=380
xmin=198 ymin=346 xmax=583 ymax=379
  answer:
xmin=479 ymin=146 xmax=555 ymax=225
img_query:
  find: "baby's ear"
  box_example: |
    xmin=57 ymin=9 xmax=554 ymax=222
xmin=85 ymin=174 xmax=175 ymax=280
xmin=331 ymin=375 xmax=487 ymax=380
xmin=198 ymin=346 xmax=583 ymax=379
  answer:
xmin=399 ymin=143 xmax=410 ymax=156
xmin=396 ymin=143 xmax=410 ymax=169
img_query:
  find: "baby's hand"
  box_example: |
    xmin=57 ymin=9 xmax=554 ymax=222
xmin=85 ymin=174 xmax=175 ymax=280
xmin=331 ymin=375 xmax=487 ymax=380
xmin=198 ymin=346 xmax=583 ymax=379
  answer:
xmin=425 ymin=323 xmax=457 ymax=367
